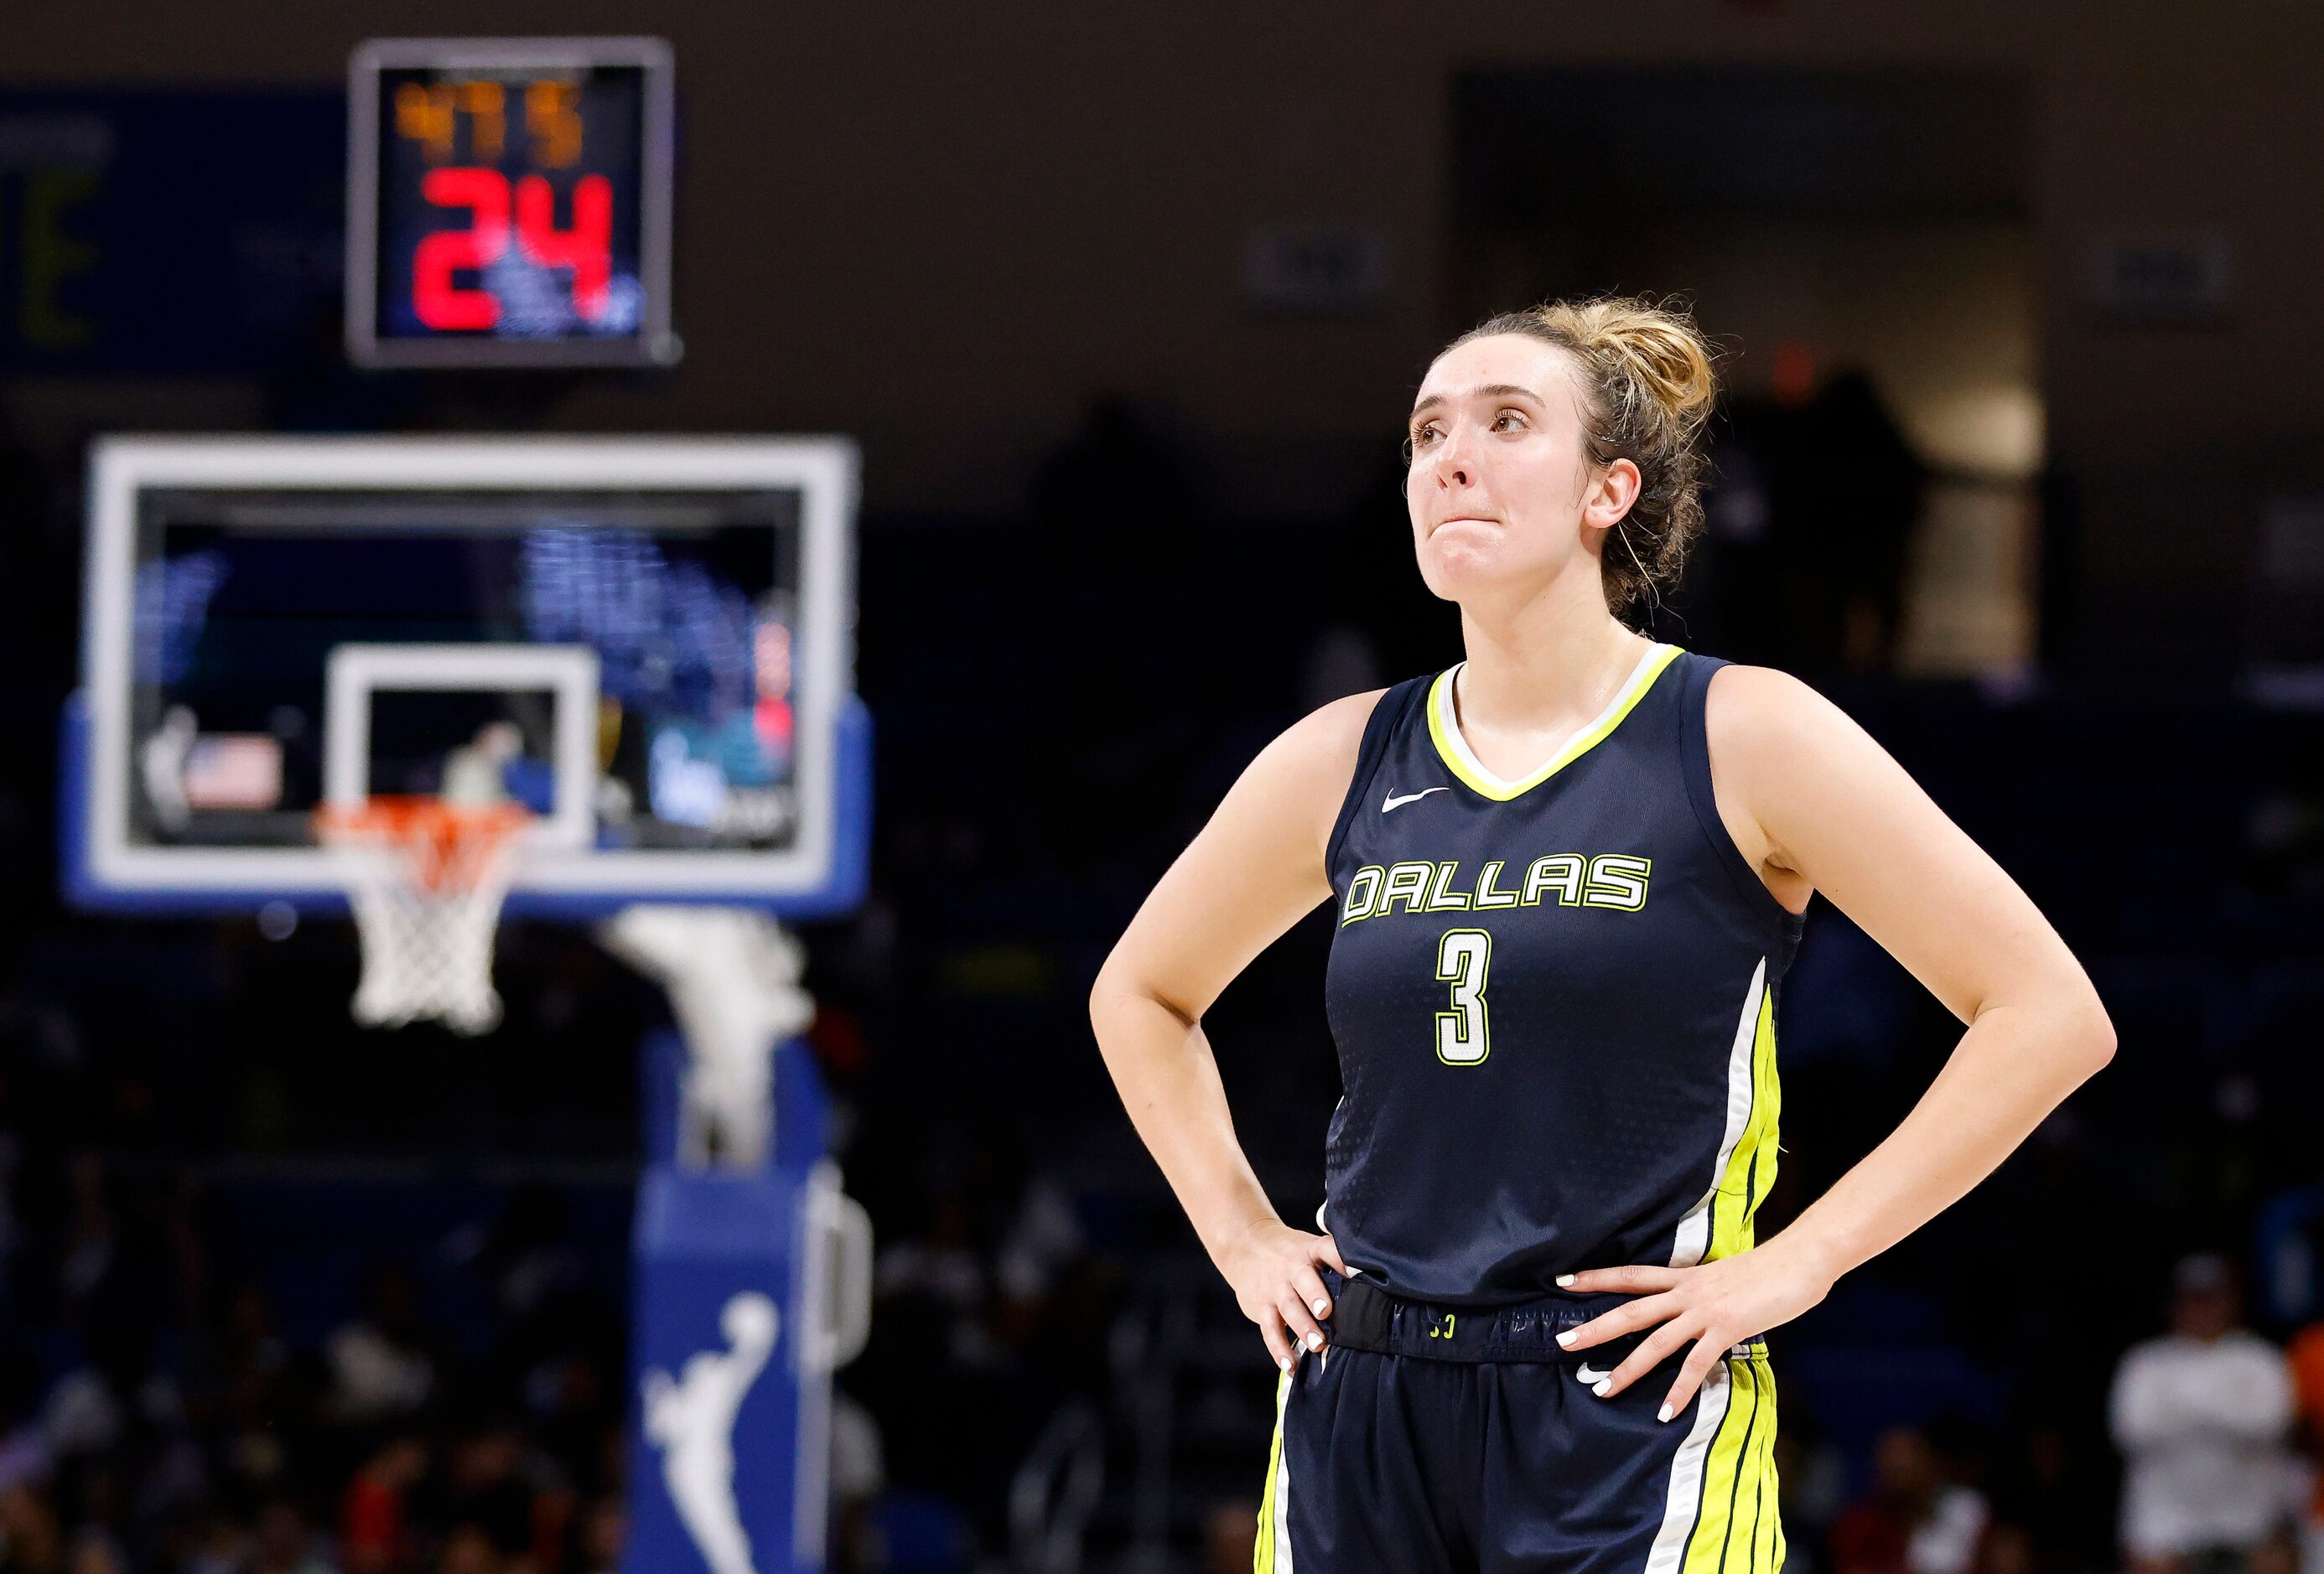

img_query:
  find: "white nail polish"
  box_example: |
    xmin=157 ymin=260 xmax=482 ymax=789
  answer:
xmin=1306 ymin=1331 xmax=1324 ymax=1350
xmin=1279 ymin=1356 xmax=1292 ymax=1372
xmin=1555 ymin=1330 xmax=1576 ymax=1348
xmin=1658 ymin=1404 xmax=1674 ymax=1423
xmin=1556 ymin=1274 xmax=1575 ymax=1287
xmin=1313 ymin=1299 xmax=1331 ymax=1317
xmin=1593 ymin=1379 xmax=1613 ymax=1398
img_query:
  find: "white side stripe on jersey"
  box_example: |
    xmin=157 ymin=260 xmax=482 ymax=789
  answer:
xmin=1272 ymin=1370 xmax=1295 ymax=1571
xmin=1668 ymin=956 xmax=1766 ymax=1269
xmin=1642 ymin=1360 xmax=1734 ymax=1574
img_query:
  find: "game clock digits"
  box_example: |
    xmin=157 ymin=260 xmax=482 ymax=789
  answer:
xmin=347 ymin=39 xmax=678 ymax=368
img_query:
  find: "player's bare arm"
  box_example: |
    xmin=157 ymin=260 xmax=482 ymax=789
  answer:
xmin=1558 ymin=662 xmax=2117 ymax=1417
xmin=1089 ymin=688 xmax=1381 ymax=1374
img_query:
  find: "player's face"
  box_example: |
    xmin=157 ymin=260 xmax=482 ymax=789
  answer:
xmin=1404 ymin=335 xmax=1627 ymax=606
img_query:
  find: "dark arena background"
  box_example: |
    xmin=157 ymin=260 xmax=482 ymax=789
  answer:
xmin=3 ymin=6 xmax=2322 ymax=1573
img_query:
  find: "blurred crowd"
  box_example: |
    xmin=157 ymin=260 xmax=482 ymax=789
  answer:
xmin=1797 ymin=1252 xmax=2324 ymax=1574
xmin=0 ymin=375 xmax=2321 ymax=1573
xmin=0 ymin=1144 xmax=635 ymax=1574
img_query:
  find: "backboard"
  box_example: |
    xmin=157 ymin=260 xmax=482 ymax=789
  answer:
xmin=64 ymin=435 xmax=869 ymax=919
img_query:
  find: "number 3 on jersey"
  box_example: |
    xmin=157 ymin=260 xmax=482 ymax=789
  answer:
xmin=1434 ymin=929 xmax=1492 ymax=1065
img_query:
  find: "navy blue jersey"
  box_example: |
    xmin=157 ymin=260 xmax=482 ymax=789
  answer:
xmin=1319 ymin=645 xmax=1804 ymax=1306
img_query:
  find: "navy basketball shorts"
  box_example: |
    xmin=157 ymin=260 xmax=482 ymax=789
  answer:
xmin=1256 ymin=1271 xmax=1782 ymax=1574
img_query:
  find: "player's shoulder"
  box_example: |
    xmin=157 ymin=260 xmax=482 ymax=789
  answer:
xmin=1231 ymin=686 xmax=1395 ymax=812
xmin=1700 ymin=658 xmax=1823 ymax=717
xmin=1289 ymin=684 xmax=1397 ymax=751
xmin=1196 ymin=687 xmax=1398 ymax=870
xmin=1701 ymin=660 xmax=1862 ymax=763
xmin=1267 ymin=684 xmax=1390 ymax=773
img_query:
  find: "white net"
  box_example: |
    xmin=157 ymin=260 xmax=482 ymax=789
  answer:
xmin=316 ymin=799 xmax=530 ymax=1035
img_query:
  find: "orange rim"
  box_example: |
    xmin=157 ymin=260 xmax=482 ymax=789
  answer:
xmin=314 ymin=795 xmax=532 ymax=893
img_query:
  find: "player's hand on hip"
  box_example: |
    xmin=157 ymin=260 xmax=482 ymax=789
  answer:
xmin=1552 ymin=1238 xmax=1837 ymax=1420
xmin=1216 ymin=1219 xmax=1348 ymax=1373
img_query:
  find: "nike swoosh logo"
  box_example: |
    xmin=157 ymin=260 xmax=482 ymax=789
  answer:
xmin=1576 ymin=1364 xmax=1615 ymax=1385
xmin=1382 ymin=787 xmax=1449 ymax=812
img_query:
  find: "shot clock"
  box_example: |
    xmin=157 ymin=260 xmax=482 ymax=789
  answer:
xmin=346 ymin=38 xmax=678 ymax=367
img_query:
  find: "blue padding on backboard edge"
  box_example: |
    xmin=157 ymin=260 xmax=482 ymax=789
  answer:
xmin=59 ymin=691 xmax=874 ymax=924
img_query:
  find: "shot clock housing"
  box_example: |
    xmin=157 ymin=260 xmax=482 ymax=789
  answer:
xmin=345 ymin=37 xmax=679 ymax=369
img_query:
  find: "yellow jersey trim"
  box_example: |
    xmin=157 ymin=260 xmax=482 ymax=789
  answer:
xmin=1706 ymin=983 xmax=1782 ymax=1263
xmin=1681 ymin=1349 xmax=1781 ymax=1574
xmin=1425 ymin=642 xmax=1685 ymax=802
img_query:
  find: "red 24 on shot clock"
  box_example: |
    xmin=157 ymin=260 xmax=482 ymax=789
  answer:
xmin=346 ymin=37 xmax=679 ymax=368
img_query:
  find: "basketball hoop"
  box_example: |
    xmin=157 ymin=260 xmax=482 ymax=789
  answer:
xmin=314 ymin=795 xmax=532 ymax=1034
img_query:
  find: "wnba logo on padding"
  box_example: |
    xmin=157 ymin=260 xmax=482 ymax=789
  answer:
xmin=641 ymin=1292 xmax=781 ymax=1574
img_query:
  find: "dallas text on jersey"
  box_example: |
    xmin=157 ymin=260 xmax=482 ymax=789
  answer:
xmin=1338 ymin=855 xmax=1652 ymax=925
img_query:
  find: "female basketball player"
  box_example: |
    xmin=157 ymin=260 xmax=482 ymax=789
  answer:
xmin=1088 ymin=296 xmax=2115 ymax=1571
